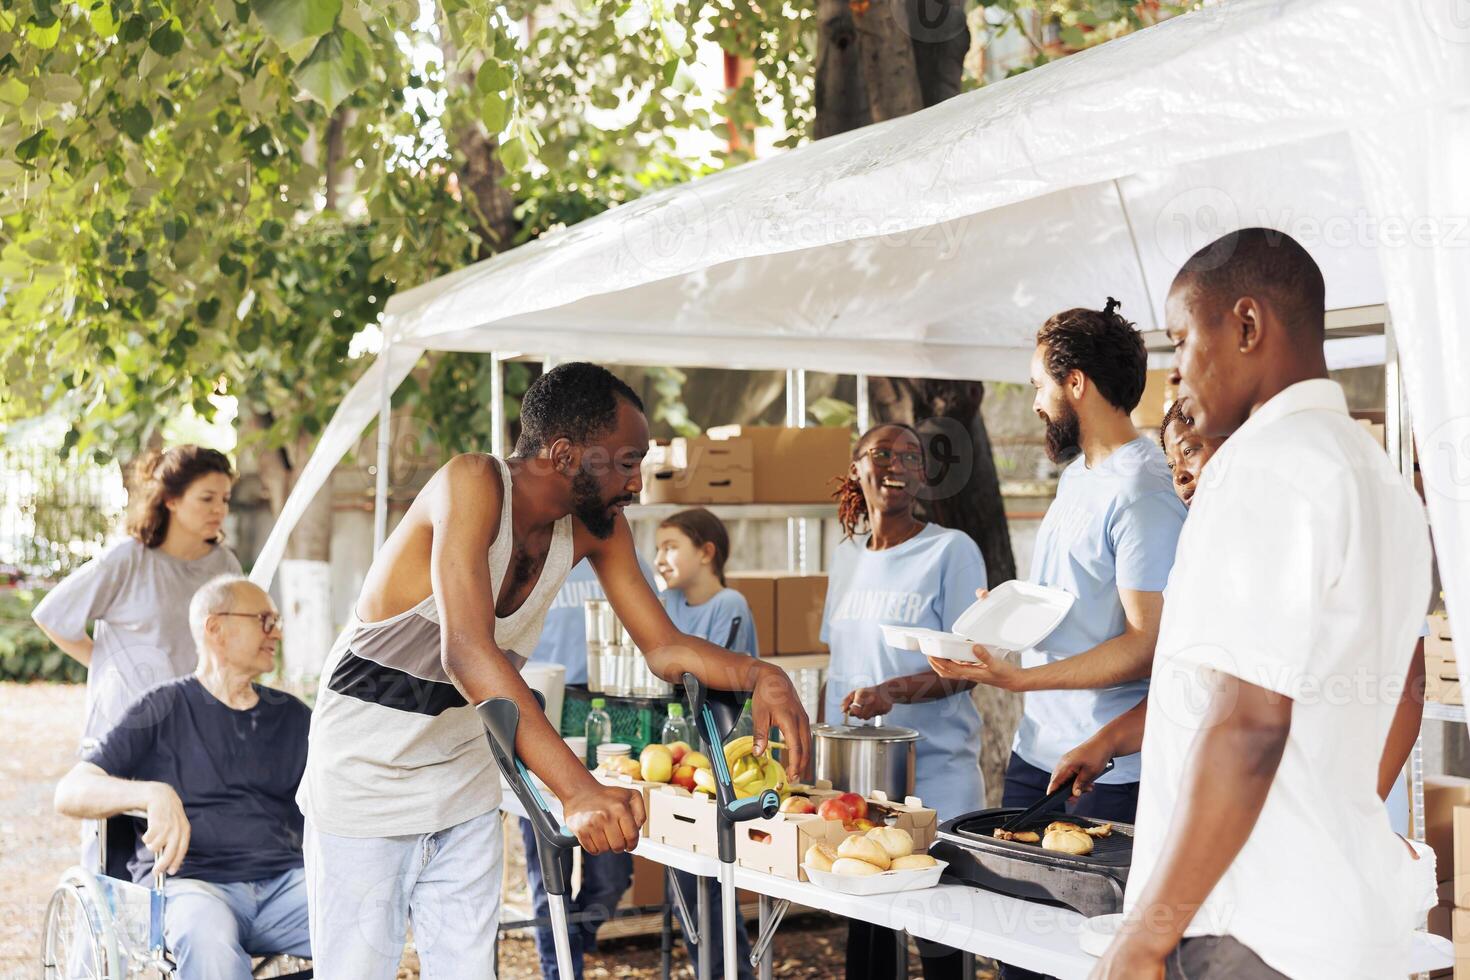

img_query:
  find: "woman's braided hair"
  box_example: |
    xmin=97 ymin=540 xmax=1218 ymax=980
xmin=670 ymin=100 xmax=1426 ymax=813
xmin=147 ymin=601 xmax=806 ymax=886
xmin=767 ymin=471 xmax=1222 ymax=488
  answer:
xmin=831 ymin=422 xmax=924 ymax=541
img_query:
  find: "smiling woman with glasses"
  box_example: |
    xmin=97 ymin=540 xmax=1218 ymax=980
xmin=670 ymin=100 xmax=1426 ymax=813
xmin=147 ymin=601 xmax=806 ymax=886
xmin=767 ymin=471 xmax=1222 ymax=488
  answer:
xmin=823 ymin=422 xmax=991 ymax=980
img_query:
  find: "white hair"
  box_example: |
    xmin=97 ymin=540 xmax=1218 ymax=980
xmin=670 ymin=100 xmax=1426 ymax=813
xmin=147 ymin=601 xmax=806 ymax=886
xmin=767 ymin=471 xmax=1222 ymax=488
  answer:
xmin=188 ymin=575 xmax=256 ymax=650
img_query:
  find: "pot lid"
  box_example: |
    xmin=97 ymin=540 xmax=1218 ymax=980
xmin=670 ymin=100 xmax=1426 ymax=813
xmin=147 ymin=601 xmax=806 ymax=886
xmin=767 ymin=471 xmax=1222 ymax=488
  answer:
xmin=813 ymin=723 xmax=920 ymax=742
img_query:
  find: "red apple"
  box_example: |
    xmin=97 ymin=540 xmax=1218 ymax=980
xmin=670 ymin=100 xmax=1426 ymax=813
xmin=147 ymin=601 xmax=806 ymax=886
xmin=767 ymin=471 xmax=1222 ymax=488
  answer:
xmin=671 ymin=765 xmax=697 ymax=792
xmin=817 ymin=798 xmax=854 ymax=822
xmin=667 ymin=741 xmax=691 ymax=765
xmin=837 ymin=792 xmax=868 ymax=821
xmin=779 ymin=796 xmax=816 ymax=815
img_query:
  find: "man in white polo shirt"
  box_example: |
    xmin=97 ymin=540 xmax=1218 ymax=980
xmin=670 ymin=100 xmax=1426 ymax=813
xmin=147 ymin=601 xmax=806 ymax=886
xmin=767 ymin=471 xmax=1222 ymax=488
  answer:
xmin=1078 ymin=228 xmax=1432 ymax=979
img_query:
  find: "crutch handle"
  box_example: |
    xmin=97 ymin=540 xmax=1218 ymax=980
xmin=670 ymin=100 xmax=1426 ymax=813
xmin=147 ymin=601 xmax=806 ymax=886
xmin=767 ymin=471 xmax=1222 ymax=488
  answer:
xmin=478 ymin=696 xmax=577 ymax=894
xmin=681 ymin=673 xmax=779 ymax=864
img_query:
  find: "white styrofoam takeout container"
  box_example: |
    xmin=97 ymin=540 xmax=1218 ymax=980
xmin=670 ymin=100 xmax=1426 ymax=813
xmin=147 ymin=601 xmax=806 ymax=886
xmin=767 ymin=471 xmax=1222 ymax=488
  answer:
xmin=879 ymin=581 xmax=1074 ymax=662
xmin=801 ymin=858 xmax=948 ymax=895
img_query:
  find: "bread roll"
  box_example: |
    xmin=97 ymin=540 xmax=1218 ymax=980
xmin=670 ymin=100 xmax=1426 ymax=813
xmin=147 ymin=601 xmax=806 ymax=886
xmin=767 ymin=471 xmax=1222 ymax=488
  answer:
xmin=805 ymin=842 xmax=839 ymax=872
xmin=838 ymin=833 xmax=892 ymax=870
xmin=832 ymin=858 xmax=885 ymax=877
xmin=1045 ymin=821 xmax=1084 ymax=835
xmin=1042 ymin=829 xmax=1093 ymax=855
xmin=890 ymin=853 xmax=937 ymax=870
xmin=865 ymin=826 xmax=914 ymax=860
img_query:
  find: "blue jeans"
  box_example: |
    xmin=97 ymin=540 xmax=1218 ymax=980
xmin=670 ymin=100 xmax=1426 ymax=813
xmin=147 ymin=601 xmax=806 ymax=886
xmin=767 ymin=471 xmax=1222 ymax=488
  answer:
xmin=518 ymin=817 xmax=633 ymax=980
xmin=303 ymin=810 xmax=503 ymax=980
xmin=163 ymin=867 xmax=311 ymax=980
xmin=671 ymin=870 xmax=754 ymax=980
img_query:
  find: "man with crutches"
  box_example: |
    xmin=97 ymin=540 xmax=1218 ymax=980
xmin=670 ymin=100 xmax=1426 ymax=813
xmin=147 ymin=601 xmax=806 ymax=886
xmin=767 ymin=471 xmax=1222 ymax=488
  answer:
xmin=299 ymin=363 xmax=809 ymax=980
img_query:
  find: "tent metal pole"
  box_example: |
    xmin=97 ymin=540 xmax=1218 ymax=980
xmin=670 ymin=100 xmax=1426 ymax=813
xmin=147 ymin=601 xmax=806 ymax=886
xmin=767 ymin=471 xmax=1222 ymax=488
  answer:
xmin=373 ymin=338 xmax=392 ymax=555
xmin=491 ymin=352 xmax=506 ymax=458
xmin=785 ymin=370 xmax=809 ymax=572
xmin=856 ymin=373 xmax=870 ymax=433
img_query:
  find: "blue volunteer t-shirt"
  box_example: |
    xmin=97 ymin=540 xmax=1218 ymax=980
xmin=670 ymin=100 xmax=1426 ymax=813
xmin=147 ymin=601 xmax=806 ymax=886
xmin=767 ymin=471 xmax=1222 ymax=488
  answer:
xmin=528 ymin=558 xmax=657 ymax=683
xmin=84 ymin=675 xmax=311 ymax=885
xmin=1014 ymin=437 xmax=1186 ymax=785
xmin=821 ymin=523 xmax=988 ymax=821
xmin=662 ymin=587 xmax=760 ymax=657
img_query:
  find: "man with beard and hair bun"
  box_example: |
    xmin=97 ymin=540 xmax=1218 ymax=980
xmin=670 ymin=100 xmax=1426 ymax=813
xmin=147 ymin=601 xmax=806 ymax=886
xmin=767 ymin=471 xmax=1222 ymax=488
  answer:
xmin=299 ymin=362 xmax=811 ymax=980
xmin=930 ymin=299 xmax=1185 ymax=973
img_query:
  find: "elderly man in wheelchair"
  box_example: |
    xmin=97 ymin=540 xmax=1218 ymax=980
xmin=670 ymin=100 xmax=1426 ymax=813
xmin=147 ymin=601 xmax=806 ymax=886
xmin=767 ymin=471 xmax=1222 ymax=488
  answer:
xmin=44 ymin=575 xmax=313 ymax=979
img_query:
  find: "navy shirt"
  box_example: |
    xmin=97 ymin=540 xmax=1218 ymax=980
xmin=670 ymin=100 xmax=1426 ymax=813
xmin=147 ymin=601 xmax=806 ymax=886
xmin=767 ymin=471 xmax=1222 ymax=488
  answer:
xmin=85 ymin=676 xmax=311 ymax=885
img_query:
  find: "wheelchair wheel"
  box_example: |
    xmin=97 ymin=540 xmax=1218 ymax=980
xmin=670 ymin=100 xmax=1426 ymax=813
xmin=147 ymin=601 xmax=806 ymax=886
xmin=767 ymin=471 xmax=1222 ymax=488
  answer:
xmin=40 ymin=876 xmax=123 ymax=979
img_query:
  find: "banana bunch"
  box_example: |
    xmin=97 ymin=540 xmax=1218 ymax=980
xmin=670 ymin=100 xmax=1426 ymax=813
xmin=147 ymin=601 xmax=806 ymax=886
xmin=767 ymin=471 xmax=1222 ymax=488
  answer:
xmin=724 ymin=736 xmax=788 ymax=800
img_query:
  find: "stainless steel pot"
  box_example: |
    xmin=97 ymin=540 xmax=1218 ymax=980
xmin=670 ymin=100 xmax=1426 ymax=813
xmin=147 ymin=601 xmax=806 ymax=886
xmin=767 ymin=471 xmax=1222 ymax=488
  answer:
xmin=813 ymin=722 xmax=919 ymax=802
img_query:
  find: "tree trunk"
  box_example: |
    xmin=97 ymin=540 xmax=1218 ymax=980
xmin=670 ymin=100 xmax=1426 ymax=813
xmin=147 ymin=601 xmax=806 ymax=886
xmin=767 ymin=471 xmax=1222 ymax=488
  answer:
xmin=819 ymin=9 xmax=1020 ymax=804
xmin=849 ymin=0 xmax=924 ymax=121
xmin=814 ymin=0 xmax=870 ymax=139
xmin=438 ymin=19 xmax=520 ymax=255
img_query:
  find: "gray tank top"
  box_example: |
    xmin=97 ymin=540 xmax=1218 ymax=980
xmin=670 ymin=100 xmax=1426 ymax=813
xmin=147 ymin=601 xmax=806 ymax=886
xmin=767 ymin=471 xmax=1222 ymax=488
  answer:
xmin=299 ymin=455 xmax=576 ymax=836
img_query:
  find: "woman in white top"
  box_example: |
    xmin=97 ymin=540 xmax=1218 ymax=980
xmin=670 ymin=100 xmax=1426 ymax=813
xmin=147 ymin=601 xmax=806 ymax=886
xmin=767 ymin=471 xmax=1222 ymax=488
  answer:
xmin=32 ymin=445 xmax=241 ymax=740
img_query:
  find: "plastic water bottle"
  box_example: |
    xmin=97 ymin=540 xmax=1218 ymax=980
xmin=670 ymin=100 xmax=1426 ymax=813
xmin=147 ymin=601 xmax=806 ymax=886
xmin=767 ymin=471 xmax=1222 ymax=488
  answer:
xmin=661 ymin=703 xmax=694 ymax=747
xmin=727 ymin=697 xmax=755 ymax=744
xmin=584 ymin=698 xmax=612 ymax=770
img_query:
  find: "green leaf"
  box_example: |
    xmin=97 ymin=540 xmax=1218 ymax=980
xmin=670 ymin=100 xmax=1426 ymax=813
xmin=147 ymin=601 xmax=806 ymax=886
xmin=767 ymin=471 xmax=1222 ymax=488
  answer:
xmin=119 ymin=15 xmax=147 ymax=42
xmin=0 ymin=78 xmax=27 ymax=106
xmin=149 ymin=24 xmax=185 ymax=56
xmin=252 ymin=0 xmax=342 ymax=48
xmin=89 ymin=3 xmax=119 ymax=36
xmin=498 ymin=136 xmax=527 ymax=174
xmin=26 ymin=20 xmax=62 ymax=49
xmin=1060 ymin=25 xmax=1086 ymax=47
xmin=14 ymin=130 xmax=49 ymax=161
xmin=41 ymin=74 xmax=83 ymax=103
xmin=479 ymin=91 xmax=508 ymax=134
xmin=475 ymin=61 xmax=511 ymax=95
xmin=294 ymin=27 xmax=369 ymax=111
xmin=113 ymin=103 xmax=153 ymax=142
xmin=121 ymin=269 xmax=150 ymax=290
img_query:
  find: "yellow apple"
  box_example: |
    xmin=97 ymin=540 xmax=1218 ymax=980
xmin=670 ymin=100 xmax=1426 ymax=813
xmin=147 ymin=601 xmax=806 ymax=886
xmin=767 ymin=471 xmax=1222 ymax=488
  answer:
xmin=640 ymin=744 xmax=674 ymax=783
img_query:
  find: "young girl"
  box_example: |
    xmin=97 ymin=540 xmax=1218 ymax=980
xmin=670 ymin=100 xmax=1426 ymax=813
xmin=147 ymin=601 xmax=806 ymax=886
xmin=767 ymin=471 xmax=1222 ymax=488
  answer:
xmin=654 ymin=507 xmax=756 ymax=980
xmin=655 ymin=507 xmax=758 ymax=657
xmin=1159 ymin=401 xmax=1225 ymax=508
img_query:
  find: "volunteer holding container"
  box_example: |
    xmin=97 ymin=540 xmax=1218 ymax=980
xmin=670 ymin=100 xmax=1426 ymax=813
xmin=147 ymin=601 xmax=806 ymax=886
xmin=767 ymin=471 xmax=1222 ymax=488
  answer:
xmin=655 ymin=507 xmax=757 ymax=980
xmin=827 ymin=423 xmax=989 ymax=819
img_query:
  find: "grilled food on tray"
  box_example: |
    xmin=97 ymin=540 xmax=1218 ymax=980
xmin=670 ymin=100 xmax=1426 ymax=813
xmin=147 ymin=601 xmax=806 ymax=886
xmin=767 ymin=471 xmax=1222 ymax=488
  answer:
xmin=992 ymin=819 xmax=1111 ymax=849
xmin=991 ymin=828 xmax=1040 ymax=843
xmin=1042 ymin=828 xmax=1093 ymax=855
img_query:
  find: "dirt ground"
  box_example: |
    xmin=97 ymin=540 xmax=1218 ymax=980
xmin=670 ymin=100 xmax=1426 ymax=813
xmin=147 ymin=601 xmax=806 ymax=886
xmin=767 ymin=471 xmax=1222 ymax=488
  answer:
xmin=0 ymin=682 xmax=990 ymax=980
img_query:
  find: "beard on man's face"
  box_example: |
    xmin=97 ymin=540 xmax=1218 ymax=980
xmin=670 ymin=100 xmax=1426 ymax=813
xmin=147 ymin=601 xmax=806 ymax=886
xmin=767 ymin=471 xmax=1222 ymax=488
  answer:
xmin=571 ymin=470 xmax=633 ymax=540
xmin=1041 ymin=402 xmax=1082 ymax=464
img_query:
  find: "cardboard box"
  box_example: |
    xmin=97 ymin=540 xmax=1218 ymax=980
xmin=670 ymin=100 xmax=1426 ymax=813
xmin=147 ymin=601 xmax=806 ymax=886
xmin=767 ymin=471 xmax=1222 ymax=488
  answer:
xmin=1455 ymin=907 xmax=1470 ymax=979
xmin=735 ymin=808 xmax=849 ymax=881
xmin=1456 ymin=806 xmax=1470 ymax=909
xmin=647 ymin=785 xmax=721 ymax=857
xmin=1426 ymin=777 xmax=1470 ymax=882
xmin=706 ymin=425 xmax=852 ymax=503
xmin=726 ymin=572 xmax=828 ymax=655
xmin=1429 ymin=673 xmax=1464 ymax=707
xmin=641 ymin=437 xmax=754 ymax=505
xmin=727 ymin=575 xmax=776 ymax=655
xmin=866 ymin=791 xmax=940 ymax=853
xmin=629 ymin=854 xmax=666 ymax=906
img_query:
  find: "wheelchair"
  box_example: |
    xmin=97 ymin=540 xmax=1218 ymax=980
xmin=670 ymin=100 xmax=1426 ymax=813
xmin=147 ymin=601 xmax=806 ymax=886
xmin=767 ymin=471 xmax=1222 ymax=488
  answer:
xmin=40 ymin=808 xmax=312 ymax=979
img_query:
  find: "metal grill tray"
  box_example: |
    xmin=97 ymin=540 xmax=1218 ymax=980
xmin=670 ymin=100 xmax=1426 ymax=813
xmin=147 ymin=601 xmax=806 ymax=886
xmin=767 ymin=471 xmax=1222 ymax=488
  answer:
xmin=930 ymin=807 xmax=1134 ymax=918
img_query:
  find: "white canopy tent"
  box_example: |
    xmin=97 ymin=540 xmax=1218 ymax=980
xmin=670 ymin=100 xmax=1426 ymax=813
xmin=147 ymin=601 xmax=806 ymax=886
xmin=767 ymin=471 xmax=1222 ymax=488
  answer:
xmin=252 ymin=0 xmax=1470 ymax=702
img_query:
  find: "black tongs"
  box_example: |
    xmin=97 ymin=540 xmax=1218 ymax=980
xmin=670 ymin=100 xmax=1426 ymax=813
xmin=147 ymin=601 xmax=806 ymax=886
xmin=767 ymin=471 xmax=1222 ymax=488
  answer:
xmin=1000 ymin=759 xmax=1114 ymax=833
